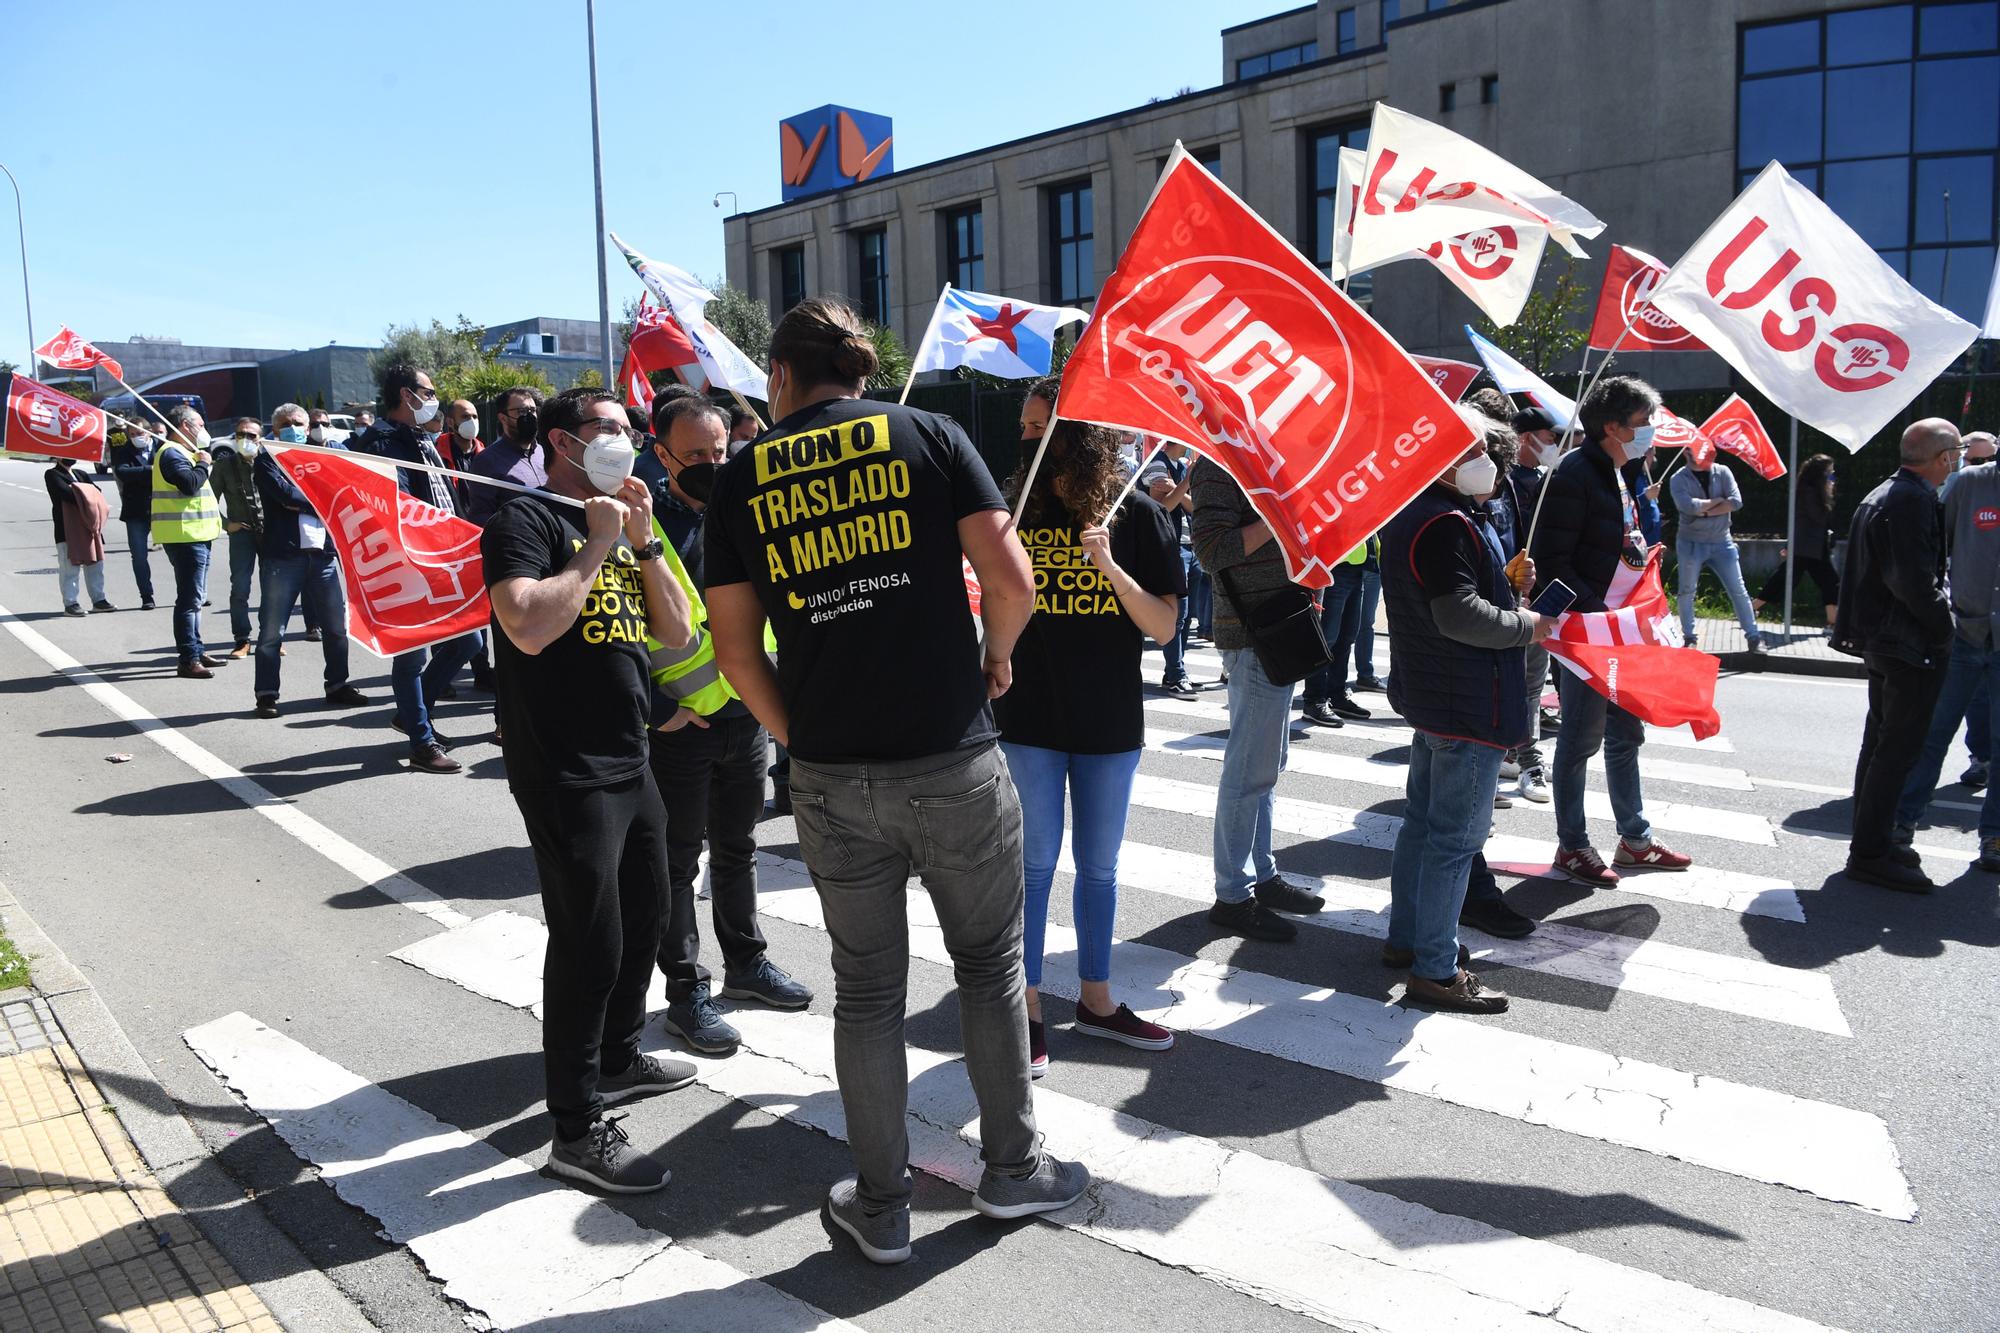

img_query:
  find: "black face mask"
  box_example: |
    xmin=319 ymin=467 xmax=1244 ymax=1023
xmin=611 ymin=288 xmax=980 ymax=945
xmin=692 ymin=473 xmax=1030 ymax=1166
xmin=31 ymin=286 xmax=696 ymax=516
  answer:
xmin=675 ymin=461 xmax=720 ymax=505
xmin=509 ymin=412 xmax=539 ymax=445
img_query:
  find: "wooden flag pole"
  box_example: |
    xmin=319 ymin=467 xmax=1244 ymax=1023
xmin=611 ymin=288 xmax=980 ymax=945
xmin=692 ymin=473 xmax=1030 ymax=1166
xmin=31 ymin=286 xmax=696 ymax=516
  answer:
xmin=728 ymin=389 xmax=765 ymax=432
xmin=1097 ymin=441 xmax=1164 ymax=527
xmin=102 ymin=373 xmax=179 ymax=434
xmin=899 ymin=284 xmax=950 ymax=405
xmin=1009 ymin=409 xmax=1062 ymax=527
xmin=270 ymin=440 xmax=585 ymax=509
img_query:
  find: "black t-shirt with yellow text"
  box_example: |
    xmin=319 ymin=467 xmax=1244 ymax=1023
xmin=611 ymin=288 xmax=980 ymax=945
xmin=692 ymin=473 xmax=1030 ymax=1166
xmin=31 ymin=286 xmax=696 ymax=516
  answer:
xmin=704 ymin=397 xmax=1006 ymax=764
xmin=482 ymin=493 xmax=652 ymax=790
xmin=996 ymin=494 xmax=1185 ymax=754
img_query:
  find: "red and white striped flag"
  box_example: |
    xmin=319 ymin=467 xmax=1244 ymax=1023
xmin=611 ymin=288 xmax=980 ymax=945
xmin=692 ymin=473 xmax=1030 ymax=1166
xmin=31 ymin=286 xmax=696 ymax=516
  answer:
xmin=1546 ymin=550 xmax=1721 ymax=739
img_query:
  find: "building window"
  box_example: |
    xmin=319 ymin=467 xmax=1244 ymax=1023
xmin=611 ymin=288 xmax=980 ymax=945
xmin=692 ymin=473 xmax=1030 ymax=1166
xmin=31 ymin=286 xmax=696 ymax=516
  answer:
xmin=1440 ymin=82 xmax=1457 ymax=111
xmin=1307 ymin=120 xmax=1372 ymax=301
xmin=1235 ymin=40 xmax=1318 ymax=80
xmin=855 ymin=228 xmax=889 ymax=325
xmin=1737 ymin=2 xmax=2000 ymax=321
xmin=1337 ymin=8 xmax=1358 ymax=52
xmin=1382 ymin=0 xmax=1401 ymax=23
xmin=538 ymin=334 xmax=558 ymax=355
xmin=1481 ymin=73 xmax=1499 ymax=104
xmin=1048 ymin=179 xmax=1094 ymax=304
xmin=776 ymin=246 xmax=806 ymax=314
xmin=945 ymin=205 xmax=984 ymax=291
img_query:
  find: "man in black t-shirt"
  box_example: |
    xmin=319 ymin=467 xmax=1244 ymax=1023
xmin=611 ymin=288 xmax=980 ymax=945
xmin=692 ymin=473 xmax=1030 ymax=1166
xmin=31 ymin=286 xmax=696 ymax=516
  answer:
xmin=482 ymin=387 xmax=697 ymax=1195
xmin=704 ymin=298 xmax=1088 ymax=1265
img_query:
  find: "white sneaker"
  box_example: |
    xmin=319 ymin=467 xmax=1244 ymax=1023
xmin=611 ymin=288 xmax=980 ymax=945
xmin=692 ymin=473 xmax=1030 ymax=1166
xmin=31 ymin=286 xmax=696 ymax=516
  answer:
xmin=1493 ymin=791 xmax=1514 ymax=810
xmin=1499 ymin=757 xmax=1522 ymax=779
xmin=1517 ymin=766 xmax=1551 ymax=804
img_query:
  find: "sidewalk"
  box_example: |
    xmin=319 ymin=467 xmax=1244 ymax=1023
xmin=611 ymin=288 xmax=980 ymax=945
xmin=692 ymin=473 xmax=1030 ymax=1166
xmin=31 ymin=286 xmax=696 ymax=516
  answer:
xmin=1682 ymin=614 xmax=1862 ymax=678
xmin=0 ymin=993 xmax=281 ymax=1332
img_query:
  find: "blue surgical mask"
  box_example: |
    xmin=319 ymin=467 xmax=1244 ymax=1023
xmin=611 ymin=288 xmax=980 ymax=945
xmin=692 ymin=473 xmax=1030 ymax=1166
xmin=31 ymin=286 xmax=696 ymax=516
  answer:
xmin=277 ymin=425 xmax=308 ymax=444
xmin=1627 ymin=424 xmax=1656 ymax=458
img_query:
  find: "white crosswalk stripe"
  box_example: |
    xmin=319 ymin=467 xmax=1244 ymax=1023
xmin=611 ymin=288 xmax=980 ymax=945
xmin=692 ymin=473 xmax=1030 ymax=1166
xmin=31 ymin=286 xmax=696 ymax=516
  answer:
xmin=390 ymin=919 xmax=1847 ymax=1331
xmin=183 ymin=1012 xmax=858 ymax=1333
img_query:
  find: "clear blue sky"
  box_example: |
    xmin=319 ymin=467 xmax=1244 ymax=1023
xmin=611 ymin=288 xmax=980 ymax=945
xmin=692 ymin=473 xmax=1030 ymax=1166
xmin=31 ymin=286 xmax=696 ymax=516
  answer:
xmin=0 ymin=0 xmax=1282 ymax=363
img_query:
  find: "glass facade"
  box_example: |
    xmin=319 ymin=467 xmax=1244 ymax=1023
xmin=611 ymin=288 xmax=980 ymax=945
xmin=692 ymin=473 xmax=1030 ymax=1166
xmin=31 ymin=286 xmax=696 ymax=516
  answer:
xmin=1337 ymin=7 xmax=1357 ymax=53
xmin=1738 ymin=2 xmax=2000 ymax=320
xmin=1236 ymin=40 xmax=1319 ymax=80
xmin=1049 ymin=180 xmax=1094 ymax=304
xmin=777 ymin=246 xmax=805 ymax=314
xmin=1308 ymin=120 xmax=1372 ymax=301
xmin=856 ymin=228 xmax=889 ymax=324
xmin=945 ymin=206 xmax=984 ymax=291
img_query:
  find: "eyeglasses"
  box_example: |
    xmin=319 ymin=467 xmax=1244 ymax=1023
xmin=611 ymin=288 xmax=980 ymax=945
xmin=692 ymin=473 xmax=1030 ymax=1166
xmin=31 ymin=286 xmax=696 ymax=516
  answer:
xmin=569 ymin=421 xmax=630 ymax=442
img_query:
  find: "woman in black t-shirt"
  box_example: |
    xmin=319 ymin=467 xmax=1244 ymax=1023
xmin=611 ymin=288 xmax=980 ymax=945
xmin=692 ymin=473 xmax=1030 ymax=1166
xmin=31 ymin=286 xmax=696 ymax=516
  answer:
xmin=999 ymin=380 xmax=1186 ymax=1075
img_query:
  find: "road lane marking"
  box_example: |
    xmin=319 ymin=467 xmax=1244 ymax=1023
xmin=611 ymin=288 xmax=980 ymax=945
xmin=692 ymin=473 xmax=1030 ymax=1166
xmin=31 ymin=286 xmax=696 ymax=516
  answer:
xmin=0 ymin=601 xmax=469 ymax=928
xmin=183 ymin=1012 xmax=856 ymax=1333
xmin=1145 ymin=726 xmax=1776 ymax=845
xmin=1129 ymin=773 xmax=1806 ymax=922
xmin=394 ymin=925 xmax=1849 ymax=1331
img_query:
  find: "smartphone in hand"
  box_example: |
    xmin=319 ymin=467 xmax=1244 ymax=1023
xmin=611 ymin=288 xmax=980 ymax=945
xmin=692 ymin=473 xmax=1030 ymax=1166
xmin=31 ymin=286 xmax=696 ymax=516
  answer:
xmin=1529 ymin=579 xmax=1578 ymax=617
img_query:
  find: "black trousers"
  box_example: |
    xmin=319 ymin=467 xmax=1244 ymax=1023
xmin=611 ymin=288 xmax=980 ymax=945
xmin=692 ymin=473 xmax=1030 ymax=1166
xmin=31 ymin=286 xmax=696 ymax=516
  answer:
xmin=649 ymin=712 xmax=770 ymax=1002
xmin=1756 ymin=554 xmax=1840 ymax=606
xmin=513 ymin=768 xmax=668 ymax=1140
xmin=1852 ymin=653 xmax=1950 ymax=859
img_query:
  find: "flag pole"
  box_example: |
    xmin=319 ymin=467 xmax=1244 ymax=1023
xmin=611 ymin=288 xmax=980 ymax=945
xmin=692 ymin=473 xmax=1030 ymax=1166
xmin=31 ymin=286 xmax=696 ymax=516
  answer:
xmin=585 ymin=0 xmax=615 ymax=391
xmin=1782 ymin=414 xmax=1798 ymax=641
xmin=728 ymin=389 xmax=765 ymax=432
xmin=1009 ymin=409 xmax=1062 ymax=527
xmin=1097 ymin=440 xmax=1164 ymax=527
xmin=272 ymin=440 xmax=584 ymax=509
xmin=899 ymin=284 xmax=949 ymax=405
xmin=1524 ymin=318 xmax=1636 ymax=551
xmin=102 ymin=372 xmax=179 ymax=434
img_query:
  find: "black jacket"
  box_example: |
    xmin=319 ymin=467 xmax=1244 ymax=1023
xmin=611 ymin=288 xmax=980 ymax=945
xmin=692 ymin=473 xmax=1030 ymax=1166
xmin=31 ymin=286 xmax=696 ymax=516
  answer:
xmin=1529 ymin=440 xmax=1633 ymax=613
xmin=108 ymin=439 xmax=155 ymax=523
xmin=1831 ymin=469 xmax=1952 ymax=668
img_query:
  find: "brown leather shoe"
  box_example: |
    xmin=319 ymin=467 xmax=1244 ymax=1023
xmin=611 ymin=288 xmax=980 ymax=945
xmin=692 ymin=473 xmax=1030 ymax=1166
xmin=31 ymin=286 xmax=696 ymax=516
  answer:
xmin=198 ymin=653 xmax=229 ymax=668
xmin=177 ymin=661 xmax=213 ymax=680
xmin=227 ymin=642 xmax=252 ymax=659
xmin=409 ymin=742 xmax=462 ymax=774
xmin=1404 ymin=969 xmax=1509 ymax=1014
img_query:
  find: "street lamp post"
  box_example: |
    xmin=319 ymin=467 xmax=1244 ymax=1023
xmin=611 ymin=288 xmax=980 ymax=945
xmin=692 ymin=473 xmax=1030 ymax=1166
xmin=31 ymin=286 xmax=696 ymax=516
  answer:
xmin=585 ymin=0 xmax=613 ymax=390
xmin=0 ymin=162 xmax=36 ymax=374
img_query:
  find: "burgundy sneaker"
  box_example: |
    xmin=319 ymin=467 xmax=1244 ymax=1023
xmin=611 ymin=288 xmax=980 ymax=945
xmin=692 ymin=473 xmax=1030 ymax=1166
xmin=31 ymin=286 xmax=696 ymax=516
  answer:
xmin=1614 ymin=838 xmax=1693 ymax=871
xmin=1072 ymin=1002 xmax=1174 ymax=1052
xmin=1028 ymin=1018 xmax=1048 ymax=1079
xmin=1554 ymin=846 xmax=1619 ymax=887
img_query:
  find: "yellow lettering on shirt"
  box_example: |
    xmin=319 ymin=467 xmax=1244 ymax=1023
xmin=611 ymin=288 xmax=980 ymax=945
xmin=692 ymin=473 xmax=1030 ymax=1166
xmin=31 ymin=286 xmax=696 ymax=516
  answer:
xmin=1018 ymin=525 xmax=1122 ymax=617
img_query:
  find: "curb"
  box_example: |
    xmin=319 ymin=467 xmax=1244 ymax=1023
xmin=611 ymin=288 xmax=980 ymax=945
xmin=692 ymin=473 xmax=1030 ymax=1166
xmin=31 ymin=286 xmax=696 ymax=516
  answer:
xmin=1716 ymin=649 xmax=1865 ymax=679
xmin=0 ymin=884 xmax=378 ymax=1333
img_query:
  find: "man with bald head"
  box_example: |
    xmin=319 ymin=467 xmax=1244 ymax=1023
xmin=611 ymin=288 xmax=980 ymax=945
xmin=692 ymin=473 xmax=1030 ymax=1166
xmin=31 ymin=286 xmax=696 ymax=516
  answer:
xmin=1831 ymin=418 xmax=1963 ymax=891
xmin=1965 ymin=431 xmax=1998 ymax=464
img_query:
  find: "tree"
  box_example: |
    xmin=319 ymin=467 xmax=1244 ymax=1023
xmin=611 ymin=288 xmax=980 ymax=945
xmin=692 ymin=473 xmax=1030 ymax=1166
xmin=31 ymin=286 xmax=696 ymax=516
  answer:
xmin=573 ymin=368 xmax=604 ymax=390
xmin=705 ymin=281 xmax=772 ymax=365
xmin=367 ymin=316 xmax=487 ymax=383
xmin=437 ymin=360 xmax=555 ymax=416
xmin=864 ymin=322 xmax=913 ymax=392
xmin=0 ymin=358 xmax=16 ymax=377
xmin=1473 ymin=257 xmax=1590 ymax=376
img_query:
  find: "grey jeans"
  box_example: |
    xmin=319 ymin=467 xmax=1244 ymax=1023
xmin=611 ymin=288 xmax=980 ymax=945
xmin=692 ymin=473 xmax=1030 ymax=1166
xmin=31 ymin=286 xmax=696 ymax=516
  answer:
xmin=789 ymin=742 xmax=1038 ymax=1210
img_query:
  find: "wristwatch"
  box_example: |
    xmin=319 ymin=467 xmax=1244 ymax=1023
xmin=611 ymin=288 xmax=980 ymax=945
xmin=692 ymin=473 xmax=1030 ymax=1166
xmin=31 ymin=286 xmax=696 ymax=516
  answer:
xmin=634 ymin=537 xmax=665 ymax=562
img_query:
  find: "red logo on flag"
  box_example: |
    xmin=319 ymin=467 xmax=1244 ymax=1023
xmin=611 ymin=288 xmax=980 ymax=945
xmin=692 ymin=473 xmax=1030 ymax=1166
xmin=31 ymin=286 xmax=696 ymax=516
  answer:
xmin=1705 ymin=217 xmax=1910 ymax=394
xmin=274 ymin=449 xmax=490 ymax=656
xmin=1412 ymin=355 xmax=1480 ymax=401
xmin=1422 ymin=225 xmax=1520 ymax=282
xmin=3 ymin=375 xmax=107 ymax=463
xmin=1589 ymin=246 xmax=1707 ymax=352
xmin=1056 ymin=154 xmax=1475 ymax=586
xmin=1694 ymin=394 xmax=1787 ymax=481
xmin=33 ymin=326 xmax=124 ymax=381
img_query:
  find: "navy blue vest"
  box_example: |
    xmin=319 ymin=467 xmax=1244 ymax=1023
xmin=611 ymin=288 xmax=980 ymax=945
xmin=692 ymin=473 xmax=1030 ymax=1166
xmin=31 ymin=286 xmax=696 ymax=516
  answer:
xmin=1382 ymin=489 xmax=1532 ymax=748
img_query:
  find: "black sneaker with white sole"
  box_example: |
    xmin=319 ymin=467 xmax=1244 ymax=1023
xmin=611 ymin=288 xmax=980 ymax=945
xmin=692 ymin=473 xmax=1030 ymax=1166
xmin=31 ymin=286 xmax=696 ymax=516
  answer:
xmin=547 ymin=1113 xmax=669 ymax=1193
xmin=665 ymin=983 xmax=741 ymax=1054
xmin=597 ymin=1051 xmax=698 ymax=1106
xmin=720 ymin=957 xmax=814 ymax=1009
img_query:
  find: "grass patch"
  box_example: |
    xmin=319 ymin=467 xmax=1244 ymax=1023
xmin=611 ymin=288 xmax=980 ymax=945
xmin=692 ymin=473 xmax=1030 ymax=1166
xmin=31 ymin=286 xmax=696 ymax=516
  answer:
xmin=0 ymin=926 xmax=29 ymax=991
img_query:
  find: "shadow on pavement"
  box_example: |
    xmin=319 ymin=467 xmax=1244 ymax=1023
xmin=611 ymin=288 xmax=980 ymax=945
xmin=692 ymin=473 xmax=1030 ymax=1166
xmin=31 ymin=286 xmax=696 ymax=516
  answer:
xmin=1343 ymin=1175 xmax=1743 ymax=1242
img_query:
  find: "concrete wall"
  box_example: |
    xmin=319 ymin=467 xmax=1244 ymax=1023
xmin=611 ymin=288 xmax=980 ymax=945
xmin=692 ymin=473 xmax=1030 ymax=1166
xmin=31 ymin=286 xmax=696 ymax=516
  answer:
xmin=725 ymin=0 xmax=1879 ymax=394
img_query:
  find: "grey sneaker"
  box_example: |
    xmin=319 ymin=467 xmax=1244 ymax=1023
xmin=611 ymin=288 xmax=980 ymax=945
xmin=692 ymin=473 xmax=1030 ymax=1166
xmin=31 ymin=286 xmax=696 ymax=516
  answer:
xmin=665 ymin=983 xmax=741 ymax=1054
xmin=598 ymin=1051 xmax=698 ymax=1106
xmin=826 ymin=1176 xmax=911 ymax=1264
xmin=547 ymin=1114 xmax=669 ymax=1194
xmin=720 ymin=957 xmax=814 ymax=1009
xmin=972 ymin=1150 xmax=1089 ymax=1220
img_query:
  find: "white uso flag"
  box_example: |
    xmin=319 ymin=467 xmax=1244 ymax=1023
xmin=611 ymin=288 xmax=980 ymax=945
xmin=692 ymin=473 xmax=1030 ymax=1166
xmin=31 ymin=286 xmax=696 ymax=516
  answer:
xmin=1649 ymin=163 xmax=1977 ymax=452
xmin=609 ymin=232 xmax=769 ymax=401
xmin=1347 ymin=103 xmax=1604 ymax=277
xmin=1334 ymin=146 xmax=1548 ymax=327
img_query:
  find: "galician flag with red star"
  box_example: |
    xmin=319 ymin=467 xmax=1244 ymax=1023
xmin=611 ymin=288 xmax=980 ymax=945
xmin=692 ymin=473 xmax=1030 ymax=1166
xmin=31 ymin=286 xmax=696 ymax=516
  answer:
xmin=909 ymin=286 xmax=1089 ymax=381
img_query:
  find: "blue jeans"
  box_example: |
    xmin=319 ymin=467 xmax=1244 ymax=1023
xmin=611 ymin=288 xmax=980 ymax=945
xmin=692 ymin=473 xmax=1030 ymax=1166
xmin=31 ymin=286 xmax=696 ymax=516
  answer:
xmin=1160 ymin=547 xmax=1196 ymax=685
xmin=1969 ymin=679 xmax=1992 ymax=763
xmin=1001 ymin=742 xmax=1141 ymax=987
xmin=54 ymin=543 xmax=107 ymax=608
xmin=1554 ymin=666 xmax=1652 ymax=851
xmin=1353 ymin=566 xmax=1382 ymax=684
xmin=1676 ymin=538 xmax=1760 ymax=644
xmin=226 ymin=528 xmax=259 ymax=647
xmin=255 ymin=552 xmax=350 ymax=701
xmin=1214 ymin=648 xmax=1297 ymax=901
xmin=391 ymin=633 xmax=481 ymax=748
xmin=1897 ymin=634 xmax=2000 ymax=838
xmin=1304 ymin=565 xmax=1365 ymax=705
xmin=1188 ymin=560 xmax=1212 ymax=636
xmin=124 ymin=520 xmax=154 ymax=604
xmin=161 ymin=540 xmax=211 ymax=663
xmin=1390 ymin=732 xmax=1505 ymax=979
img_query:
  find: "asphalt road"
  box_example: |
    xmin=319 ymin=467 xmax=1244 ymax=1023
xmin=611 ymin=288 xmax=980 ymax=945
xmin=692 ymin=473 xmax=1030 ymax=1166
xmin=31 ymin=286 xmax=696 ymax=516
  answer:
xmin=0 ymin=457 xmax=1994 ymax=1333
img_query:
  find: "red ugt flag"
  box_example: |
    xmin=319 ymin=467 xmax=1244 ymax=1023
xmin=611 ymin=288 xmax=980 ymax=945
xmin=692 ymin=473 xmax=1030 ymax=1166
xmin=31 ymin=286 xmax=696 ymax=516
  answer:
xmin=1546 ymin=550 xmax=1722 ymax=740
xmin=1412 ymin=355 xmax=1481 ymax=401
xmin=1 ymin=374 xmax=108 ymax=464
xmin=1056 ymin=146 xmax=1477 ymax=587
xmin=1589 ymin=246 xmax=1708 ymax=352
xmin=1697 ymin=394 xmax=1786 ymax=480
xmin=272 ymin=448 xmax=490 ymax=656
xmin=34 ymin=326 xmax=123 ymax=381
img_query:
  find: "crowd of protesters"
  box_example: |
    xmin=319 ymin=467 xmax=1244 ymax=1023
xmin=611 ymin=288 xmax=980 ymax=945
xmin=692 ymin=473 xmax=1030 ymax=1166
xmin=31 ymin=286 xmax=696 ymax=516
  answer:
xmin=26 ymin=294 xmax=1998 ymax=1263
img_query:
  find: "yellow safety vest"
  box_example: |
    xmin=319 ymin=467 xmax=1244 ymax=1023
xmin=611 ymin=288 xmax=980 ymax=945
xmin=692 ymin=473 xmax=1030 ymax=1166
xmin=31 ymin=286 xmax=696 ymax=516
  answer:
xmin=646 ymin=519 xmax=739 ymax=718
xmin=151 ymin=442 xmax=223 ymax=544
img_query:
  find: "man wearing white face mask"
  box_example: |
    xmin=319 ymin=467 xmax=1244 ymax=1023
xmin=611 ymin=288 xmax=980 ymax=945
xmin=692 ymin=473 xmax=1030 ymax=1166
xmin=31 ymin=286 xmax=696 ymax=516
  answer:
xmin=353 ymin=362 xmax=483 ymax=773
xmin=1382 ymin=408 xmax=1556 ymax=1014
xmin=1531 ymin=376 xmax=1694 ymax=887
